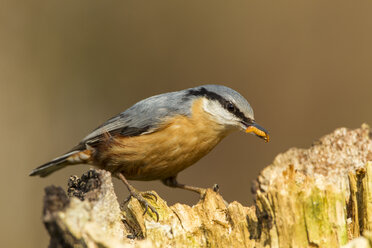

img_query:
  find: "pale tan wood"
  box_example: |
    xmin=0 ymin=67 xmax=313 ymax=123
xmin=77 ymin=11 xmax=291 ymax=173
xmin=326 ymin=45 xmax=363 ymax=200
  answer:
xmin=41 ymin=125 xmax=372 ymax=248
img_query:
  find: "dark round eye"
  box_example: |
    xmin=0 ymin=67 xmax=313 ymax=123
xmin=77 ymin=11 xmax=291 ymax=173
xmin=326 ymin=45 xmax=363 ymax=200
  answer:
xmin=227 ymin=102 xmax=235 ymax=112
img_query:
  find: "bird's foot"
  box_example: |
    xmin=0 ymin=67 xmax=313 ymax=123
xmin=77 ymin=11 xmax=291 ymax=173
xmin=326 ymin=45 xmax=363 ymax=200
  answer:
xmin=125 ymin=190 xmax=157 ymax=202
xmin=116 ymin=172 xmax=159 ymax=221
xmin=124 ymin=189 xmax=159 ymax=221
xmin=141 ymin=191 xmax=158 ymax=202
xmin=197 ymin=184 xmax=220 ymax=198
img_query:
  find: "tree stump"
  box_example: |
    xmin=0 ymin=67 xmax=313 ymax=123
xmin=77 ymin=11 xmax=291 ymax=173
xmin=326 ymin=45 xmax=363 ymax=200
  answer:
xmin=41 ymin=124 xmax=372 ymax=247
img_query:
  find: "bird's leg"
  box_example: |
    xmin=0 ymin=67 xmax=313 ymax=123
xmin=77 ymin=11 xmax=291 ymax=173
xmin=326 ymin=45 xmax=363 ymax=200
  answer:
xmin=162 ymin=176 xmax=209 ymax=195
xmin=116 ymin=172 xmax=159 ymax=221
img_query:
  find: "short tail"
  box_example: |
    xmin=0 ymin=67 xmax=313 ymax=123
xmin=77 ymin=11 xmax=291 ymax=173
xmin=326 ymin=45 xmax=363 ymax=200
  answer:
xmin=29 ymin=148 xmax=92 ymax=177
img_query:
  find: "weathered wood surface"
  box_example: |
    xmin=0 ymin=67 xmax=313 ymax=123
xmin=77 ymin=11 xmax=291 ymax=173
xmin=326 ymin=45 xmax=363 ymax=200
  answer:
xmin=42 ymin=125 xmax=372 ymax=247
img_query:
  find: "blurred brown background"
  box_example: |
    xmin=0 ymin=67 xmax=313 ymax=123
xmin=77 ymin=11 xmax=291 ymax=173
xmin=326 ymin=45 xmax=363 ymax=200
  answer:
xmin=1 ymin=0 xmax=372 ymax=247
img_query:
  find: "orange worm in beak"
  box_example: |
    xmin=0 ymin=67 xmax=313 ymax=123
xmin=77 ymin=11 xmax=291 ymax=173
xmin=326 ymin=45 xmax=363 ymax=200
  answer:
xmin=246 ymin=125 xmax=270 ymax=142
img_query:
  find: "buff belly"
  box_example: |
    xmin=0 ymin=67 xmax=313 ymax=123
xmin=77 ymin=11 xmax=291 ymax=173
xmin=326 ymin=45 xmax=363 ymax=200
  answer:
xmin=92 ymin=99 xmax=230 ymax=181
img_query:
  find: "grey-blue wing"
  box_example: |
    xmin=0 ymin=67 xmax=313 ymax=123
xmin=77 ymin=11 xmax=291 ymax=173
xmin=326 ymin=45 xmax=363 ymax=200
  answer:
xmin=81 ymin=91 xmax=193 ymax=146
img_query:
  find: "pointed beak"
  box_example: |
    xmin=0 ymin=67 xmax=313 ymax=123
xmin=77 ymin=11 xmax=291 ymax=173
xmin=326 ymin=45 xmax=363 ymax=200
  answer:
xmin=245 ymin=122 xmax=270 ymax=142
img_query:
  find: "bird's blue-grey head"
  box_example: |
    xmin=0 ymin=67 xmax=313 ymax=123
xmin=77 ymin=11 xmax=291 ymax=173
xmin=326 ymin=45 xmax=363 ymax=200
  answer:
xmin=185 ymin=85 xmax=269 ymax=142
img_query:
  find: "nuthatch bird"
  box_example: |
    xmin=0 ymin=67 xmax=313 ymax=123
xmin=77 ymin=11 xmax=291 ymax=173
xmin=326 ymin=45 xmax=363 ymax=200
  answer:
xmin=30 ymin=85 xmax=269 ymax=220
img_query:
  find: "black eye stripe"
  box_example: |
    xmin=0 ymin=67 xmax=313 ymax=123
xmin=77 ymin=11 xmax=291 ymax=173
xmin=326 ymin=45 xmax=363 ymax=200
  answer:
xmin=226 ymin=101 xmax=242 ymax=115
xmin=186 ymin=87 xmax=249 ymax=123
xmin=226 ymin=102 xmax=235 ymax=111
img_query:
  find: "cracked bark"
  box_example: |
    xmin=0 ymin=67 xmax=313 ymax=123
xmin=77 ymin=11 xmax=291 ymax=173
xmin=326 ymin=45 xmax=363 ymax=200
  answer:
xmin=42 ymin=124 xmax=372 ymax=247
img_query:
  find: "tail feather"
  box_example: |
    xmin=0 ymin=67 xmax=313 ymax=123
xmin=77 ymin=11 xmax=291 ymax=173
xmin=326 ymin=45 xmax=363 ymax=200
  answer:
xmin=30 ymin=150 xmax=84 ymax=177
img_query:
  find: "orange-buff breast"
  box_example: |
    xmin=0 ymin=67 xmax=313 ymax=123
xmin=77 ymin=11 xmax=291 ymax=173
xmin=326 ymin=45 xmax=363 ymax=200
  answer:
xmin=93 ymin=98 xmax=229 ymax=180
